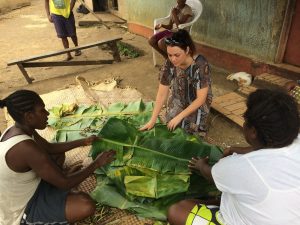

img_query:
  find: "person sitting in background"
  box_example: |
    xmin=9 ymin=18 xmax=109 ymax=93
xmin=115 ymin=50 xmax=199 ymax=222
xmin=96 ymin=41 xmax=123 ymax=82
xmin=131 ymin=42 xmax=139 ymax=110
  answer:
xmin=149 ymin=0 xmax=193 ymax=59
xmin=0 ymin=90 xmax=115 ymax=225
xmin=168 ymin=89 xmax=300 ymax=225
xmin=141 ymin=29 xmax=212 ymax=138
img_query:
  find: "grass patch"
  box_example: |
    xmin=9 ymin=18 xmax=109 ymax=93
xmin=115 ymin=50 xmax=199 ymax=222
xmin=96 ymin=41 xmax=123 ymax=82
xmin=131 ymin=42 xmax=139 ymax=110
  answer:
xmin=117 ymin=41 xmax=141 ymax=58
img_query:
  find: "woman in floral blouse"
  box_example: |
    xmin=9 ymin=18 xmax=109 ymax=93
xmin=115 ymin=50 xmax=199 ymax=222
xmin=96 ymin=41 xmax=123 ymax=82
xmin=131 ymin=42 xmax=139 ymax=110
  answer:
xmin=140 ymin=29 xmax=212 ymax=137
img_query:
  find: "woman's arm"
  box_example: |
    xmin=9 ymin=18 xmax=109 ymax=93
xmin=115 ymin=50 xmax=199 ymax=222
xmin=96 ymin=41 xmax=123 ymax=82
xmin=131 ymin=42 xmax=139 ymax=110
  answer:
xmin=171 ymin=6 xmax=192 ymax=28
xmin=189 ymin=157 xmax=214 ymax=183
xmin=167 ymin=87 xmax=208 ymax=130
xmin=223 ymin=146 xmax=257 ymax=157
xmin=70 ymin=0 xmax=76 ymax=11
xmin=19 ymin=140 xmax=115 ymax=190
xmin=44 ymin=0 xmax=52 ymax=22
xmin=33 ymin=131 xmax=98 ymax=155
xmin=140 ymin=84 xmax=169 ymax=131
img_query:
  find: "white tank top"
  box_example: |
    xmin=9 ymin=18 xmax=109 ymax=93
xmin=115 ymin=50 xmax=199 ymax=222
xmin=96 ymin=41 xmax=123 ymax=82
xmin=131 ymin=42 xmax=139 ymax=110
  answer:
xmin=0 ymin=127 xmax=41 ymax=225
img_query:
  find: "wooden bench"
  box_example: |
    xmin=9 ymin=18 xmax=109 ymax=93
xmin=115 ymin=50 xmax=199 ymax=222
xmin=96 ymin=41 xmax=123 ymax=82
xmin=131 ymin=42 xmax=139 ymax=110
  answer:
xmin=7 ymin=37 xmax=122 ymax=84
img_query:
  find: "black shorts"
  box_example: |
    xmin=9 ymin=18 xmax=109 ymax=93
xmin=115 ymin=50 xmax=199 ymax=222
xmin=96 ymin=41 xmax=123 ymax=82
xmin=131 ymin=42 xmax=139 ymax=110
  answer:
xmin=20 ymin=180 xmax=69 ymax=225
xmin=51 ymin=12 xmax=76 ymax=38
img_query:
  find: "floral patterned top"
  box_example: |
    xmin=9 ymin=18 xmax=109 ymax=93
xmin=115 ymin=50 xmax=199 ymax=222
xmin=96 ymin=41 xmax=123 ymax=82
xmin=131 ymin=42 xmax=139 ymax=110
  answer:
xmin=159 ymin=55 xmax=213 ymax=134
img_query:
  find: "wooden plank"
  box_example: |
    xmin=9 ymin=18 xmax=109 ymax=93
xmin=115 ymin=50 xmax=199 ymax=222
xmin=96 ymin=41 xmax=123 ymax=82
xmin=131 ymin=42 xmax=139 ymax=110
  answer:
xmin=17 ymin=63 xmax=34 ymax=84
xmin=224 ymin=102 xmax=246 ymax=111
xmin=7 ymin=37 xmax=122 ymax=65
xmin=22 ymin=60 xmax=114 ymax=67
xmin=211 ymin=92 xmax=246 ymax=127
xmin=213 ymin=92 xmax=243 ymax=104
xmin=211 ymin=102 xmax=232 ymax=116
xmin=108 ymin=41 xmax=121 ymax=62
xmin=238 ymin=86 xmax=257 ymax=95
xmin=231 ymin=107 xmax=246 ymax=116
xmin=256 ymin=73 xmax=292 ymax=87
xmin=219 ymin=99 xmax=244 ymax=107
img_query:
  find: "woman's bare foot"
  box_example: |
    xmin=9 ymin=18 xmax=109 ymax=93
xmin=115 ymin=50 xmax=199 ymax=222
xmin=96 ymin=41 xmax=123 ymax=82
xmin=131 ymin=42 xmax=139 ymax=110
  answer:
xmin=65 ymin=53 xmax=73 ymax=61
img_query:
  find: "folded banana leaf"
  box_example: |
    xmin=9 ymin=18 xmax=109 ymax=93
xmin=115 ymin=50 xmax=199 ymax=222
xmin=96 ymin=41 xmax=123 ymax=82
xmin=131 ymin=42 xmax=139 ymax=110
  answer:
xmin=90 ymin=118 xmax=223 ymax=220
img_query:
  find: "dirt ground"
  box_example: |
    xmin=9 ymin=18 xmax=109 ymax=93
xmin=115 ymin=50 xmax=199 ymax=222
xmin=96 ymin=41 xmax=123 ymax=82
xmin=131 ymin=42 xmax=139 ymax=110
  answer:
xmin=0 ymin=0 xmax=247 ymax=148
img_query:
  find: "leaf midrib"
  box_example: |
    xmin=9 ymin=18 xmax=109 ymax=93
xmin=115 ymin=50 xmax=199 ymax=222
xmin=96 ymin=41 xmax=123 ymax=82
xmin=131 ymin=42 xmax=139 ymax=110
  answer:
xmin=101 ymin=138 xmax=189 ymax=163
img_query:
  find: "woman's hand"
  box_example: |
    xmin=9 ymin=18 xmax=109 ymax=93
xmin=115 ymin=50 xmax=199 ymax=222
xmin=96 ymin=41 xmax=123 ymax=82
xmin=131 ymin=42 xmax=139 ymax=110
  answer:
xmin=139 ymin=120 xmax=156 ymax=131
xmin=47 ymin=14 xmax=53 ymax=23
xmin=155 ymin=24 xmax=162 ymax=30
xmin=83 ymin=135 xmax=100 ymax=146
xmin=171 ymin=7 xmax=179 ymax=16
xmin=167 ymin=115 xmax=183 ymax=131
xmin=222 ymin=147 xmax=233 ymax=157
xmin=188 ymin=156 xmax=209 ymax=172
xmin=94 ymin=150 xmax=116 ymax=168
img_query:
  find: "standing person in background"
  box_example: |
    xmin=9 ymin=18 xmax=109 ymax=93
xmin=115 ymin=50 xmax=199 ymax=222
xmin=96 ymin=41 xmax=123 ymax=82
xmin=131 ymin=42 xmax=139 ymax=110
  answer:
xmin=149 ymin=0 xmax=193 ymax=59
xmin=141 ymin=29 xmax=212 ymax=138
xmin=45 ymin=0 xmax=82 ymax=61
xmin=0 ymin=90 xmax=115 ymax=225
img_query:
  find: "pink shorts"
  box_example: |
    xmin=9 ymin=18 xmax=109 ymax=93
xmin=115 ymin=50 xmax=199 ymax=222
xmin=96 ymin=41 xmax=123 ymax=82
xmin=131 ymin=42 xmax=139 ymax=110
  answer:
xmin=153 ymin=30 xmax=173 ymax=42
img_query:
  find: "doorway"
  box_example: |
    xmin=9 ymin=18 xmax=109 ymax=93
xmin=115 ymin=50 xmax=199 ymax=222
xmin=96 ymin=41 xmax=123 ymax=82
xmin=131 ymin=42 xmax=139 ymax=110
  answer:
xmin=283 ymin=0 xmax=300 ymax=67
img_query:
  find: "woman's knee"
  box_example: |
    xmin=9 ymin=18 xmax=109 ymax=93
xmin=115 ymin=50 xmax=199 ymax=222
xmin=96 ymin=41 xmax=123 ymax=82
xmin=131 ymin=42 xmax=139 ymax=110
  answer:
xmin=158 ymin=39 xmax=166 ymax=50
xmin=78 ymin=193 xmax=96 ymax=216
xmin=167 ymin=200 xmax=195 ymax=225
xmin=148 ymin=36 xmax=157 ymax=47
xmin=66 ymin=192 xmax=96 ymax=222
xmin=167 ymin=202 xmax=182 ymax=224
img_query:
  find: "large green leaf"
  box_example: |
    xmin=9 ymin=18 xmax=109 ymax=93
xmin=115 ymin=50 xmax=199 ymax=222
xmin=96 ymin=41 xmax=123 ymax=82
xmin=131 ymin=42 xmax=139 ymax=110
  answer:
xmin=48 ymin=101 xmax=223 ymax=221
xmin=90 ymin=118 xmax=223 ymax=220
xmin=47 ymin=100 xmax=155 ymax=142
xmin=91 ymin=118 xmax=222 ymax=174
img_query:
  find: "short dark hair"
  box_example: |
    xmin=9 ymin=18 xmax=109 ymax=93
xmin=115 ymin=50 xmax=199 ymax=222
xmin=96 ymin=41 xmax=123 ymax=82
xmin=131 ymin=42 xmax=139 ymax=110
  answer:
xmin=0 ymin=90 xmax=43 ymax=123
xmin=165 ymin=29 xmax=196 ymax=55
xmin=244 ymin=89 xmax=299 ymax=148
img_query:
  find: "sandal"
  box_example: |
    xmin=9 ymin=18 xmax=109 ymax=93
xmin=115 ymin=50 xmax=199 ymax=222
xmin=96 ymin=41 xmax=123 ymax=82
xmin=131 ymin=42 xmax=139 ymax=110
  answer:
xmin=75 ymin=50 xmax=82 ymax=56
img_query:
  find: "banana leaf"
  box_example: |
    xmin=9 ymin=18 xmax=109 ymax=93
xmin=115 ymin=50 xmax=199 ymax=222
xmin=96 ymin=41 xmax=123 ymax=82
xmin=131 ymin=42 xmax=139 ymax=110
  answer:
xmin=47 ymin=100 xmax=155 ymax=142
xmin=90 ymin=118 xmax=223 ymax=220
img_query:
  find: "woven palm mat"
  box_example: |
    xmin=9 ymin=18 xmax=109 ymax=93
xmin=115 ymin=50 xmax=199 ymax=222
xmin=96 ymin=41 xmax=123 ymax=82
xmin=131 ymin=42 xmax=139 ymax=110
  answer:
xmin=4 ymin=78 xmax=155 ymax=225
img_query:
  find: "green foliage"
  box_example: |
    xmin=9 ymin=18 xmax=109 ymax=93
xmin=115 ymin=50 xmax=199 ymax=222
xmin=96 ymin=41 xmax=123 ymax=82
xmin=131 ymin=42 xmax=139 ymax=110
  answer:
xmin=117 ymin=41 xmax=140 ymax=58
xmin=48 ymin=100 xmax=223 ymax=221
xmin=90 ymin=118 xmax=223 ymax=220
xmin=48 ymin=100 xmax=155 ymax=142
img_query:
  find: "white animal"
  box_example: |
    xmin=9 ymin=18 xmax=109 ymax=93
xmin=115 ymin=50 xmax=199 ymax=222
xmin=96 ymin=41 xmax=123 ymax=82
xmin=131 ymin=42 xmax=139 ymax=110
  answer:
xmin=226 ymin=72 xmax=253 ymax=87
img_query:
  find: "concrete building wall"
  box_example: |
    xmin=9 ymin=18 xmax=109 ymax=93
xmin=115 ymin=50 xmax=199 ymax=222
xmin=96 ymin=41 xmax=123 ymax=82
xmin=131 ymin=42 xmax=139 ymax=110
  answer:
xmin=114 ymin=0 xmax=288 ymax=63
xmin=108 ymin=0 xmax=129 ymax=20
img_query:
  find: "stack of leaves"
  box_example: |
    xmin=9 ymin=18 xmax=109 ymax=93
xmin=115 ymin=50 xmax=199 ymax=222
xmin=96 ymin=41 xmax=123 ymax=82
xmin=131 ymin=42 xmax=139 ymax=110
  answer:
xmin=48 ymin=100 xmax=223 ymax=221
xmin=90 ymin=118 xmax=223 ymax=221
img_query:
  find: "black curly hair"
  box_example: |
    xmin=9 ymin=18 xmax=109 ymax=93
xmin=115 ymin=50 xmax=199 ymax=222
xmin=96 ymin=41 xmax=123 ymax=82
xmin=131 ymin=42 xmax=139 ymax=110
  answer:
xmin=0 ymin=90 xmax=43 ymax=123
xmin=165 ymin=29 xmax=196 ymax=55
xmin=244 ymin=89 xmax=299 ymax=148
